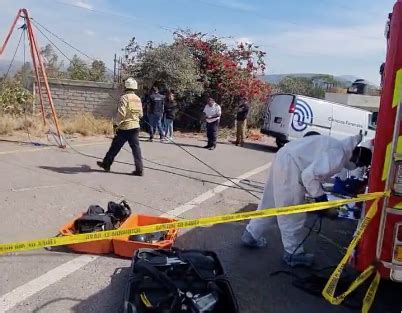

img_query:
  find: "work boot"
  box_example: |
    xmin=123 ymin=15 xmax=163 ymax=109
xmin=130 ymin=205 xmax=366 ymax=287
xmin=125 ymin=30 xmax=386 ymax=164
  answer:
xmin=241 ymin=230 xmax=267 ymax=248
xmin=132 ymin=170 xmax=144 ymax=177
xmin=96 ymin=161 xmax=110 ymax=172
xmin=283 ymin=251 xmax=314 ymax=267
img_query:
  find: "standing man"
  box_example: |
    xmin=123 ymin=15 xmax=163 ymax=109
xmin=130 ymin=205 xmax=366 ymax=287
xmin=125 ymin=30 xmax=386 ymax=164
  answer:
xmin=148 ymin=86 xmax=166 ymax=142
xmin=164 ymin=90 xmax=177 ymax=140
xmin=203 ymin=97 xmax=221 ymax=150
xmin=241 ymin=133 xmax=372 ymax=267
xmin=235 ymin=96 xmax=250 ymax=146
xmin=97 ymin=77 xmax=144 ymax=176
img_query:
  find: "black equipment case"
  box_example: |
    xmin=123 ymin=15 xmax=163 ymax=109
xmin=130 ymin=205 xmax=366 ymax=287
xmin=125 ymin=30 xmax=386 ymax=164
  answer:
xmin=123 ymin=248 xmax=239 ymax=313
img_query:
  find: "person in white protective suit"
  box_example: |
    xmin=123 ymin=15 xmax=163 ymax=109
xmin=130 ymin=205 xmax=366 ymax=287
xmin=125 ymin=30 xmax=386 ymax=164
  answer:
xmin=242 ymin=133 xmax=372 ymax=267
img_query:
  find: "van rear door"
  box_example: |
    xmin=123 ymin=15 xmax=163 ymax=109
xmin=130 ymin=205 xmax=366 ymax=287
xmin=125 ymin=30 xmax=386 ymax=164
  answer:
xmin=262 ymin=94 xmax=295 ymax=138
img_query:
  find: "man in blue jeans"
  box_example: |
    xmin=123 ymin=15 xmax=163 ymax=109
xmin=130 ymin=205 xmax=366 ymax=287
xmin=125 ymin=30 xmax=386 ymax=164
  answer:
xmin=147 ymin=87 xmax=165 ymax=142
xmin=164 ymin=90 xmax=177 ymax=140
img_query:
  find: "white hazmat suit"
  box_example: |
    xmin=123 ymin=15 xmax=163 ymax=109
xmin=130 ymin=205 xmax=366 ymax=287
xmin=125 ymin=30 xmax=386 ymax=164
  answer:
xmin=246 ymin=133 xmax=362 ymax=255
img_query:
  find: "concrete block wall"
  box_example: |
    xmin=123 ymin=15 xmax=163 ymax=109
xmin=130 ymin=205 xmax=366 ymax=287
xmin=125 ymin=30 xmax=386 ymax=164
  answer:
xmin=34 ymin=78 xmax=120 ymax=118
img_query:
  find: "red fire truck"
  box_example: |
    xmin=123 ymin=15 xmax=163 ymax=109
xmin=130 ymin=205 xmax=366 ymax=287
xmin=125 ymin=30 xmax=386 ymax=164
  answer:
xmin=355 ymin=0 xmax=402 ymax=282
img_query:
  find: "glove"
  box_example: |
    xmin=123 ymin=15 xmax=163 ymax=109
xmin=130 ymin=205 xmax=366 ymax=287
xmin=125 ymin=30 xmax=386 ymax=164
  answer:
xmin=314 ymin=194 xmax=328 ymax=202
xmin=314 ymin=194 xmax=338 ymax=220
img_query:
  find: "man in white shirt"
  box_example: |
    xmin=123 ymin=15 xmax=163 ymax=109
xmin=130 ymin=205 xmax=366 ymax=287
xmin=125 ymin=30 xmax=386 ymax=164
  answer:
xmin=203 ymin=98 xmax=221 ymax=150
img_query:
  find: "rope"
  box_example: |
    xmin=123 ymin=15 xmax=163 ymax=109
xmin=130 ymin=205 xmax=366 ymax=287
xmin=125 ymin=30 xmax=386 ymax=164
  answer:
xmin=1 ymin=29 xmax=24 ymax=85
xmin=30 ymin=21 xmax=262 ymax=200
xmin=30 ymin=18 xmax=115 ymax=75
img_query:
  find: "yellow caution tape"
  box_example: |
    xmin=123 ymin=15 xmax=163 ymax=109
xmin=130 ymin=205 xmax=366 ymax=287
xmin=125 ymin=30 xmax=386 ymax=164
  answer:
xmin=362 ymin=271 xmax=381 ymax=313
xmin=0 ymin=191 xmax=386 ymax=254
xmin=322 ymin=197 xmax=383 ymax=313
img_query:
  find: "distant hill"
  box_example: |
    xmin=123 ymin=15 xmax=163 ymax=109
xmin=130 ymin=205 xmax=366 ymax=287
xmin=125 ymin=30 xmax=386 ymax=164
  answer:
xmin=337 ymin=75 xmax=361 ymax=82
xmin=262 ymin=73 xmax=364 ymax=86
xmin=0 ymin=59 xmax=23 ymax=77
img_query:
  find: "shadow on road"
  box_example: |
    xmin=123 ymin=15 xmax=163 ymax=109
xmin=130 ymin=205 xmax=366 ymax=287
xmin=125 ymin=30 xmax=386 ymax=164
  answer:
xmin=0 ymin=138 xmax=52 ymax=146
xmin=38 ymin=165 xmax=130 ymax=175
xmin=242 ymin=141 xmax=278 ymax=153
xmin=39 ymin=165 xmax=97 ymax=174
xmin=38 ymin=164 xmax=264 ymax=194
xmin=219 ymin=139 xmax=278 ymax=153
xmin=71 ymin=267 xmax=130 ymax=313
xmin=166 ymin=141 xmax=207 ymax=149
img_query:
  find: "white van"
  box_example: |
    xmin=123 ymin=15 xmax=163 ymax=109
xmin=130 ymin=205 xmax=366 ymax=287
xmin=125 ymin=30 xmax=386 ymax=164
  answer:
xmin=261 ymin=94 xmax=376 ymax=148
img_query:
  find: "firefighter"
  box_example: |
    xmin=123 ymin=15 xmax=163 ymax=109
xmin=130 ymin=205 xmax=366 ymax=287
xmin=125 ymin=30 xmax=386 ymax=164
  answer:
xmin=97 ymin=77 xmax=144 ymax=176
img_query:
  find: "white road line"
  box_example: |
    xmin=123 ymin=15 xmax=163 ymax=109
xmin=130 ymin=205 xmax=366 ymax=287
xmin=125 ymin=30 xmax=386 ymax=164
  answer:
xmin=161 ymin=163 xmax=270 ymax=217
xmin=0 ymin=255 xmax=97 ymax=312
xmin=11 ymin=183 xmax=70 ymax=192
xmin=0 ymin=162 xmax=270 ymax=312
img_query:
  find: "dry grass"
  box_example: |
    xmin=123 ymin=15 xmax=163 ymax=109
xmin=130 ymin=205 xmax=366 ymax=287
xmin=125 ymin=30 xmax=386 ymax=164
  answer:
xmin=60 ymin=113 xmax=113 ymax=136
xmin=0 ymin=115 xmax=19 ymax=135
xmin=218 ymin=127 xmax=235 ymax=139
xmin=0 ymin=113 xmax=113 ymax=137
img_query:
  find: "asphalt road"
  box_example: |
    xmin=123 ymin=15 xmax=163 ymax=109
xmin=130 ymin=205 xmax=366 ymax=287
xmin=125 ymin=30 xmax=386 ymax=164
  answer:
xmin=0 ymin=135 xmax=401 ymax=313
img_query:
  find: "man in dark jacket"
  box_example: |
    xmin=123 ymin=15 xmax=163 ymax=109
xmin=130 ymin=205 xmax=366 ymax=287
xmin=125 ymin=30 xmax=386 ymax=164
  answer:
xmin=164 ymin=90 xmax=177 ymax=140
xmin=235 ymin=97 xmax=250 ymax=146
xmin=147 ymin=86 xmax=165 ymax=142
xmin=97 ymin=77 xmax=144 ymax=176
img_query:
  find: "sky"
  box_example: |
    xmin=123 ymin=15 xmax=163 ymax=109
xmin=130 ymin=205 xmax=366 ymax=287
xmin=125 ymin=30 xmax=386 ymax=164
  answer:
xmin=0 ymin=0 xmax=396 ymax=84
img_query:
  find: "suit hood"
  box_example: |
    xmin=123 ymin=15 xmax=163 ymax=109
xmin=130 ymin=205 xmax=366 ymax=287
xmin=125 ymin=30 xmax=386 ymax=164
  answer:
xmin=341 ymin=133 xmax=363 ymax=157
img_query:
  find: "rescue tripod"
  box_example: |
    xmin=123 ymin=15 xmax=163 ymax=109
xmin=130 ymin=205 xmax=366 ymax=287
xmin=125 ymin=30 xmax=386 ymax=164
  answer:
xmin=0 ymin=8 xmax=64 ymax=147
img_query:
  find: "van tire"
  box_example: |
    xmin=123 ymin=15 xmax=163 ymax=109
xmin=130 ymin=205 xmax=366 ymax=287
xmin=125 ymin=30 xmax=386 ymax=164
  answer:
xmin=276 ymin=138 xmax=286 ymax=149
xmin=304 ymin=131 xmax=321 ymax=137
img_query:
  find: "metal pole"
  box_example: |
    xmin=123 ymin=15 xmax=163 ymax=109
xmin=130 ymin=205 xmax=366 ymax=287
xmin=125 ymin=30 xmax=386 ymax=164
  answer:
xmin=0 ymin=9 xmax=21 ymax=55
xmin=23 ymin=9 xmax=64 ymax=147
xmin=24 ymin=16 xmax=46 ymax=125
xmin=113 ymin=53 xmax=116 ymax=83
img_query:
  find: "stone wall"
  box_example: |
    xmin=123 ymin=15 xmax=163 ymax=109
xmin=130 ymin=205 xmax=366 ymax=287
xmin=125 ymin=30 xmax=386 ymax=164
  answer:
xmin=34 ymin=78 xmax=120 ymax=118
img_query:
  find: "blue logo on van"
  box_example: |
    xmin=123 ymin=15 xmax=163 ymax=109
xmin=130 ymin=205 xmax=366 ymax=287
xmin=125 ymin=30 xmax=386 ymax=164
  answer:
xmin=291 ymin=99 xmax=313 ymax=132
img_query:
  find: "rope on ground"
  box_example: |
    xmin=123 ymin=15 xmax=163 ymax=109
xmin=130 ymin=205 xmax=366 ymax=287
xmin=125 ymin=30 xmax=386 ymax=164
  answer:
xmin=30 ymin=18 xmax=263 ymax=200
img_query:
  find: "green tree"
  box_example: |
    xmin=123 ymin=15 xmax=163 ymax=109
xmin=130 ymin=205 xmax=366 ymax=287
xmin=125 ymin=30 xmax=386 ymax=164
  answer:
xmin=14 ymin=62 xmax=33 ymax=88
xmin=123 ymin=39 xmax=203 ymax=97
xmin=277 ymin=76 xmax=325 ymax=99
xmin=67 ymin=55 xmax=90 ymax=80
xmin=40 ymin=44 xmax=64 ymax=78
xmin=0 ymin=79 xmax=32 ymax=115
xmin=89 ymin=60 xmax=106 ymax=81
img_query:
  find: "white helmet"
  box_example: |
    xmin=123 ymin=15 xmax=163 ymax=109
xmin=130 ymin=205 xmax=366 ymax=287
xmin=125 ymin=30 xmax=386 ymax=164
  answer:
xmin=124 ymin=77 xmax=138 ymax=90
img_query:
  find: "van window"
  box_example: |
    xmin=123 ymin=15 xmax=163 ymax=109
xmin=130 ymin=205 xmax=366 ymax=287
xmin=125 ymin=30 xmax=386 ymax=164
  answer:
xmin=368 ymin=112 xmax=377 ymax=130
